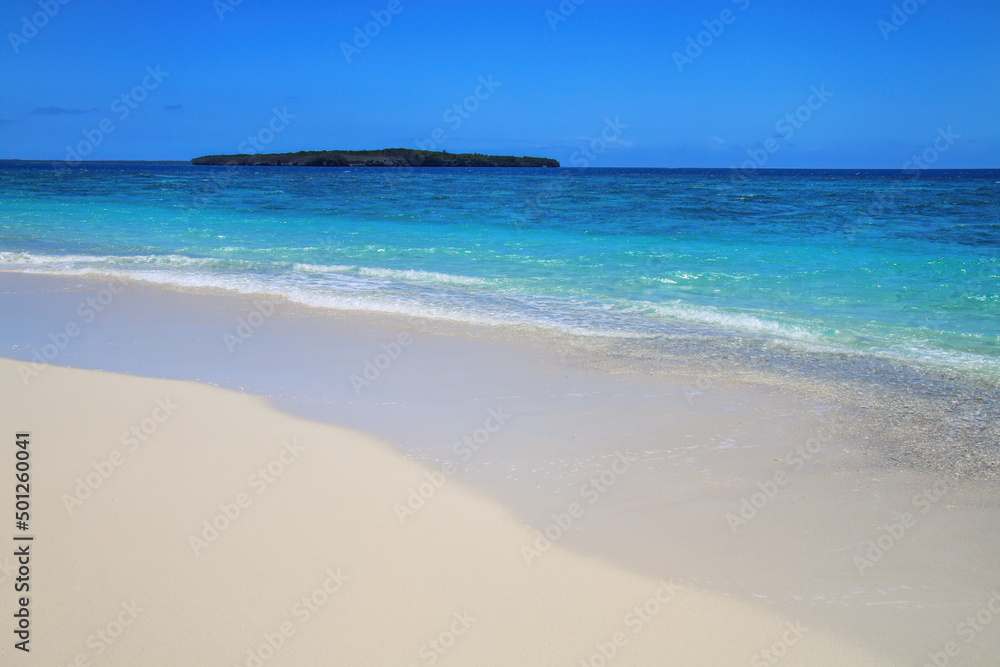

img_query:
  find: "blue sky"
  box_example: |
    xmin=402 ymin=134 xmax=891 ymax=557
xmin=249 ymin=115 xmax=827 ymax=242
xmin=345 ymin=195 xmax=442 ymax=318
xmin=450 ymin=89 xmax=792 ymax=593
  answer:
xmin=1 ymin=0 xmax=997 ymax=167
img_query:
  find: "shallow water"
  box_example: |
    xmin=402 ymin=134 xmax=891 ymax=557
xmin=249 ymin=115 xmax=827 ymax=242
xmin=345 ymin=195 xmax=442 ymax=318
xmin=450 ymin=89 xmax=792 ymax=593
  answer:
xmin=2 ymin=162 xmax=998 ymax=478
xmin=2 ymin=162 xmax=998 ymax=379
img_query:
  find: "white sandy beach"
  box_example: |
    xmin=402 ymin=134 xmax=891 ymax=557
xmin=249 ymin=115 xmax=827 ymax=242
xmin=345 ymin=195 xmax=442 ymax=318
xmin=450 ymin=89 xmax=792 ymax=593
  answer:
xmin=0 ymin=273 xmax=998 ymax=665
xmin=0 ymin=357 xmax=908 ymax=666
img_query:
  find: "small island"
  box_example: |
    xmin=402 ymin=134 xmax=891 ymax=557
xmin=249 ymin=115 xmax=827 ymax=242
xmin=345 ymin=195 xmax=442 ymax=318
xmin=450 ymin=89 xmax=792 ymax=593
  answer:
xmin=191 ymin=148 xmax=559 ymax=168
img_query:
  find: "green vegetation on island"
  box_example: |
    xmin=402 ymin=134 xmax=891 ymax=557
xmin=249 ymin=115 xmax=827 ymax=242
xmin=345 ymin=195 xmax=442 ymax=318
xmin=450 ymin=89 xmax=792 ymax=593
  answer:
xmin=191 ymin=148 xmax=559 ymax=168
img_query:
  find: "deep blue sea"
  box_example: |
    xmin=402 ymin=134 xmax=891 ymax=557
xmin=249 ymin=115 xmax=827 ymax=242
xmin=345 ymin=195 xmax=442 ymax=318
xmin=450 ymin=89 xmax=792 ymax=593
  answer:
xmin=2 ymin=161 xmax=998 ymax=383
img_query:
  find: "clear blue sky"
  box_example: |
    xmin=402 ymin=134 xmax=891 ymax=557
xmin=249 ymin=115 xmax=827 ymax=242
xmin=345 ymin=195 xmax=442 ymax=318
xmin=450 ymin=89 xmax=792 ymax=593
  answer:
xmin=1 ymin=0 xmax=997 ymax=167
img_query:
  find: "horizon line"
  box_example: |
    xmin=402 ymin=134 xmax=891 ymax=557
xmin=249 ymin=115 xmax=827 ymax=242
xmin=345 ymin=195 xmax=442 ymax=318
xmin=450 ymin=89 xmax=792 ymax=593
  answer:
xmin=1 ymin=159 xmax=999 ymax=171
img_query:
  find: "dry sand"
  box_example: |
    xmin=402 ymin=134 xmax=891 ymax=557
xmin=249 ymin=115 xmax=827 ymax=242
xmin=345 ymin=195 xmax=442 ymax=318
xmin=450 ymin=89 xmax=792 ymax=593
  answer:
xmin=0 ymin=358 xmax=897 ymax=665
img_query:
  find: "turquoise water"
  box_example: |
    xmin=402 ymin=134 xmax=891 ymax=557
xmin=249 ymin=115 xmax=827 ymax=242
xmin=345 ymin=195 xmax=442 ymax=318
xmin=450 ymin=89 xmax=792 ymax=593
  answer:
xmin=1 ymin=162 xmax=998 ymax=381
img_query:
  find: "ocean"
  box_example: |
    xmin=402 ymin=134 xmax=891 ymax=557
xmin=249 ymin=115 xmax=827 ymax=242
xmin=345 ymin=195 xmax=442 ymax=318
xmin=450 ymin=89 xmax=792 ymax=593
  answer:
xmin=2 ymin=162 xmax=997 ymax=379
